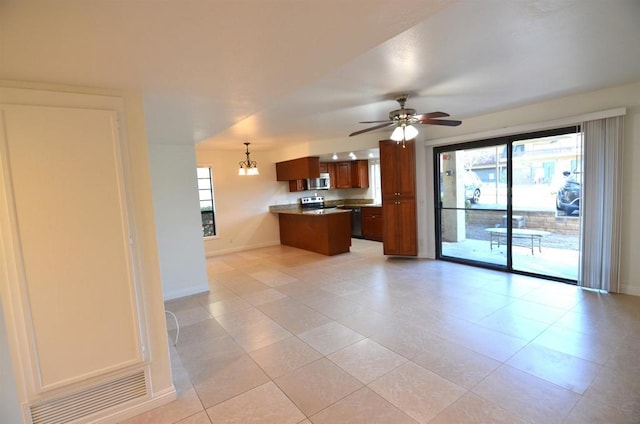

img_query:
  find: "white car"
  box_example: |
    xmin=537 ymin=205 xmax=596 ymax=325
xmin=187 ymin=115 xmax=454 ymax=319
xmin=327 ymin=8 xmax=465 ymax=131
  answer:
xmin=463 ymin=171 xmax=482 ymax=204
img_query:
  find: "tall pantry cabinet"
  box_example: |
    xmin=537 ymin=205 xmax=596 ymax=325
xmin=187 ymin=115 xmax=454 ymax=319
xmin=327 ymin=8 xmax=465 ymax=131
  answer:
xmin=379 ymin=139 xmax=417 ymax=256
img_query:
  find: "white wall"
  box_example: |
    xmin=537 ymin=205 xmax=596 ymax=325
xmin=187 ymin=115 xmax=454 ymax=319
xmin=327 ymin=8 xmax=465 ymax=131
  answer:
xmin=148 ymin=144 xmax=209 ymax=300
xmin=418 ymin=80 xmax=640 ymax=296
xmin=195 ymin=148 xmax=282 ymax=256
xmin=120 ymin=90 xmax=175 ymax=400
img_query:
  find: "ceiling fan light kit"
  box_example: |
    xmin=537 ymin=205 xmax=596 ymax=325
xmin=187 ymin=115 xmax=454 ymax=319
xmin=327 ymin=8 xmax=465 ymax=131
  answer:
xmin=390 ymin=124 xmax=419 ymax=146
xmin=349 ymin=94 xmax=462 ymax=145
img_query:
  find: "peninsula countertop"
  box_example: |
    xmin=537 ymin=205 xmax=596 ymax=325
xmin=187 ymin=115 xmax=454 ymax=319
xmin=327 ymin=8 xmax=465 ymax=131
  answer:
xmin=269 ymin=198 xmax=378 ymax=215
xmin=270 ymin=206 xmax=351 ymax=216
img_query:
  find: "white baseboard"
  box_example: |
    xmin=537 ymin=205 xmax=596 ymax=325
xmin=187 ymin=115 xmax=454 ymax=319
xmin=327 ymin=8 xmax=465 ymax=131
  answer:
xmin=95 ymin=386 xmax=177 ymax=424
xmin=619 ymin=282 xmax=640 ymax=297
xmin=205 ymin=240 xmax=281 ymax=257
xmin=162 ymin=284 xmax=209 ymax=301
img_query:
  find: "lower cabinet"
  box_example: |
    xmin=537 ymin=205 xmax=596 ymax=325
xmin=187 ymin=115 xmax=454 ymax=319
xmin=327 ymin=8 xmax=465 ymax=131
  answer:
xmin=278 ymin=211 xmax=352 ymax=255
xmin=362 ymin=206 xmax=383 ymax=242
xmin=382 ymin=198 xmax=417 ymax=256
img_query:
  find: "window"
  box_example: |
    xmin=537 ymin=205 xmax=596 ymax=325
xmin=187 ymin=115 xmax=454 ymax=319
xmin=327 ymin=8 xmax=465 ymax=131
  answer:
xmin=370 ymin=160 xmax=382 ymax=205
xmin=197 ymin=167 xmax=216 ymax=237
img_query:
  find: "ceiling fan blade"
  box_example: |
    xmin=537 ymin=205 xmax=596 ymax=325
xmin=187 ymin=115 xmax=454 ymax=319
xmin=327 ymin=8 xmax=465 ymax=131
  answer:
xmin=349 ymin=122 xmax=396 ymax=137
xmin=412 ymin=111 xmax=449 ymax=120
xmin=417 ymin=118 xmax=462 ymax=127
xmin=359 ymin=120 xmax=394 ymax=124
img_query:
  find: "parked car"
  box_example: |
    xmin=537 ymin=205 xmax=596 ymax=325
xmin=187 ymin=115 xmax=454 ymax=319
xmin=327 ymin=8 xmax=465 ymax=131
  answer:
xmin=556 ymin=170 xmax=581 ymax=215
xmin=463 ymin=171 xmax=482 ymax=204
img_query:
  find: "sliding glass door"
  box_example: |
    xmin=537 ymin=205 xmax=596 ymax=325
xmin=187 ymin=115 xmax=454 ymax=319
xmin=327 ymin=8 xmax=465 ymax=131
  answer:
xmin=435 ymin=127 xmax=582 ymax=282
xmin=437 ymin=143 xmax=508 ymax=267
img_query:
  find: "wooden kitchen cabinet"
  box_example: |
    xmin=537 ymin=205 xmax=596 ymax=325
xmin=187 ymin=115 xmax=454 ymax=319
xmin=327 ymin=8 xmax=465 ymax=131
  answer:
xmin=380 ymin=140 xmax=415 ymax=197
xmin=278 ymin=211 xmax=351 ymax=255
xmin=362 ymin=206 xmax=383 ymax=242
xmin=335 ymin=161 xmax=352 ymax=188
xmin=350 ymin=160 xmax=369 ymax=188
xmin=333 ymin=160 xmax=369 ymax=189
xmin=319 ymin=162 xmax=337 ymax=187
xmin=288 ymin=179 xmax=306 ymax=192
xmin=276 ymin=156 xmax=320 ymax=181
xmin=327 ymin=162 xmax=337 ymax=188
xmin=379 ymin=139 xmax=417 ymax=256
xmin=382 ymin=199 xmax=417 ymax=255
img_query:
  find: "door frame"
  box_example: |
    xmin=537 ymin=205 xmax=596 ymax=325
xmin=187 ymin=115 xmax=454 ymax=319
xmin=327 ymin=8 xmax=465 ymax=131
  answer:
xmin=433 ymin=126 xmax=580 ymax=284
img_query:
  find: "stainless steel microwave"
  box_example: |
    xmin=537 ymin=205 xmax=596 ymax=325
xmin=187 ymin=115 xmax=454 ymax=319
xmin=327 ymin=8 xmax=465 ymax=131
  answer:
xmin=306 ymin=172 xmax=330 ymax=190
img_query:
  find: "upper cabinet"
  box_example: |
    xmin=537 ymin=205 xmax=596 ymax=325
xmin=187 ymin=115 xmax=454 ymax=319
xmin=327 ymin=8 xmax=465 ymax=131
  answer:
xmin=276 ymin=157 xmax=368 ymax=191
xmin=332 ymin=160 xmax=369 ymax=189
xmin=350 ymin=160 xmax=369 ymax=189
xmin=335 ymin=162 xmax=352 ymax=188
xmin=288 ymin=179 xmax=306 ymax=192
xmin=276 ymin=156 xmax=320 ymax=181
xmin=380 ymin=141 xmax=415 ymax=198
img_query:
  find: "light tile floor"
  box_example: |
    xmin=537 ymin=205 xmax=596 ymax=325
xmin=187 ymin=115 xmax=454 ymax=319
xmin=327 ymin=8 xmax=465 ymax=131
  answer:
xmin=122 ymin=239 xmax=640 ymax=423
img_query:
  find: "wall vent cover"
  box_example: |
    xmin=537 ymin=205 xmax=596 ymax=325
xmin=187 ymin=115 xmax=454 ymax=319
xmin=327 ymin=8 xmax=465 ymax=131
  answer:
xmin=30 ymin=371 xmax=147 ymax=424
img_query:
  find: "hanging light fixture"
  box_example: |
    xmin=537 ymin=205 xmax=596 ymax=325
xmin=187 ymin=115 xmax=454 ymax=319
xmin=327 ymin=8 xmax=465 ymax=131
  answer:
xmin=238 ymin=142 xmax=259 ymax=176
xmin=390 ymin=121 xmax=418 ymax=147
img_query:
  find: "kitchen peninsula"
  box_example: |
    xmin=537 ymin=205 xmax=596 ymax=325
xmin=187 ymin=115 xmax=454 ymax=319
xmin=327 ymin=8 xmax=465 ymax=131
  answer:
xmin=271 ymin=203 xmax=352 ymax=256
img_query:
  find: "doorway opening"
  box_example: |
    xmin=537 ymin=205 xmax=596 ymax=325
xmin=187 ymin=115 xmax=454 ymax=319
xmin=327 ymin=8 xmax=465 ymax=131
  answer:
xmin=434 ymin=126 xmax=582 ymax=282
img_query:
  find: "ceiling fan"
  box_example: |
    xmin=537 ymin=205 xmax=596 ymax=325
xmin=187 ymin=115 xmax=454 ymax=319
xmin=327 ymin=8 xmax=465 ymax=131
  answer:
xmin=349 ymin=95 xmax=461 ymax=143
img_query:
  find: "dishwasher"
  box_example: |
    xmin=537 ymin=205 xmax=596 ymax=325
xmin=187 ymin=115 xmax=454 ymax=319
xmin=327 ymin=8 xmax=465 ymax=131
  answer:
xmin=337 ymin=206 xmax=362 ymax=238
xmin=350 ymin=207 xmax=363 ymax=238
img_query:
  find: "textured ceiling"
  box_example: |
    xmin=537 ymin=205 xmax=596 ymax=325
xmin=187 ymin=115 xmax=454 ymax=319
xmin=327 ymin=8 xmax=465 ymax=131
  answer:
xmin=2 ymin=0 xmax=640 ymax=153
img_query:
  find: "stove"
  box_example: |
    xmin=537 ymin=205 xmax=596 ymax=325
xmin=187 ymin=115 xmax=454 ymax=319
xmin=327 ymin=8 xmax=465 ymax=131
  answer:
xmin=299 ymin=196 xmax=325 ymax=209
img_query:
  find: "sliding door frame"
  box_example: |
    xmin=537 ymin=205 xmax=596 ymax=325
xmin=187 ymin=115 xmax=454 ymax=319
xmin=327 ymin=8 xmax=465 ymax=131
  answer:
xmin=433 ymin=126 xmax=580 ymax=284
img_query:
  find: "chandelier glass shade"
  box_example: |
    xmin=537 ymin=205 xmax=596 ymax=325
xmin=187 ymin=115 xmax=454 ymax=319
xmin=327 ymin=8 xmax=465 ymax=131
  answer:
xmin=238 ymin=142 xmax=259 ymax=176
xmin=390 ymin=124 xmax=418 ymax=144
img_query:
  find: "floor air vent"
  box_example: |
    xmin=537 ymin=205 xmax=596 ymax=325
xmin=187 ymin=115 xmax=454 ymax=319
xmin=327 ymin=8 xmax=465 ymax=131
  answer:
xmin=30 ymin=371 xmax=147 ymax=424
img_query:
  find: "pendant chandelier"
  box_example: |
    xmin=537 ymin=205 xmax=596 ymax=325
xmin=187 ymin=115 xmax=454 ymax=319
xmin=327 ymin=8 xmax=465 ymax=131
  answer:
xmin=238 ymin=142 xmax=259 ymax=176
